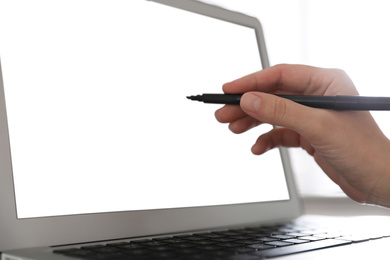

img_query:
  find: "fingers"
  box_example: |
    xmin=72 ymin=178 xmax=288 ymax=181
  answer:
xmin=215 ymin=90 xmax=329 ymax=136
xmin=215 ymin=105 xmax=246 ymax=123
xmin=252 ymin=128 xmax=315 ymax=156
xmin=240 ymin=92 xmax=325 ymax=137
xmin=223 ymin=64 xmax=357 ymax=96
xmin=215 ymin=105 xmax=262 ymax=134
xmin=229 ymin=116 xmax=261 ymax=134
xmin=216 ymin=64 xmax=358 ymax=137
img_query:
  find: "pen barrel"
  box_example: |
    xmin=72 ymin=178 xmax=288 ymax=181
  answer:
xmin=277 ymin=95 xmax=337 ymax=109
xmin=278 ymin=95 xmax=390 ymax=110
xmin=334 ymin=96 xmax=390 ymax=110
xmin=190 ymin=93 xmax=390 ymax=110
xmin=201 ymin=94 xmax=242 ymax=104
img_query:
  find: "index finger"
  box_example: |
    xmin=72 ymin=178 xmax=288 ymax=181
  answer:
xmin=223 ymin=64 xmax=355 ymax=96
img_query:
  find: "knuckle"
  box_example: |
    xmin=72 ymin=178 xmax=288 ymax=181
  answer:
xmin=270 ymin=97 xmax=288 ymax=122
xmin=328 ymin=68 xmax=348 ymax=78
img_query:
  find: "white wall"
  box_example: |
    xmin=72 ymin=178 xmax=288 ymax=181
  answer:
xmin=200 ymin=0 xmax=390 ymax=197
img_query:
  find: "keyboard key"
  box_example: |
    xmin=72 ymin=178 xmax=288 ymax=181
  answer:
xmin=125 ymin=248 xmax=153 ymax=256
xmin=218 ymin=231 xmax=242 ymax=236
xmin=106 ymin=242 xmax=131 ymax=247
xmin=283 ymin=238 xmax=310 ymax=244
xmin=148 ymin=246 xmax=174 ymax=252
xmin=81 ymin=245 xmax=106 ymax=250
xmin=211 ymin=237 xmax=236 ymax=243
xmin=270 ymin=234 xmax=296 ymax=240
xmin=151 ymin=251 xmax=180 ymax=258
xmin=238 ymin=229 xmax=267 ymax=235
xmin=250 ymin=233 xmax=272 ymax=238
xmin=87 ymin=252 xmax=128 ymax=260
xmin=218 ymin=242 xmax=243 ymax=248
xmin=264 ymin=241 xmax=294 ymax=247
xmin=230 ymin=235 xmax=253 ymax=240
xmin=88 ymin=247 xmax=119 ymax=254
xmin=315 ymin=232 xmax=343 ymax=239
xmin=336 ymin=235 xmax=371 ymax=243
xmin=131 ymin=239 xmax=151 ymax=243
xmin=250 ymin=239 xmax=351 ymax=258
xmin=54 ymin=248 xmax=96 ymax=257
xmin=160 ymin=238 xmax=185 ymax=244
xmin=191 ymin=240 xmax=218 ymax=246
xmin=170 ymin=243 xmax=196 ymax=249
xmin=136 ymin=241 xmax=167 ymax=247
xmin=300 ymin=230 xmax=327 ymax=235
xmin=299 ymin=236 xmax=326 ymax=241
xmin=197 ymin=245 xmax=223 ymax=251
xmin=179 ymin=236 xmax=205 ymax=241
xmin=247 ymin=243 xmax=275 ymax=250
xmin=257 ymin=237 xmax=279 ymax=242
xmin=287 ymin=232 xmax=313 ymax=237
xmin=206 ymin=250 xmax=236 ymax=257
xmin=152 ymin=236 xmax=173 ymax=241
xmin=196 ymin=233 xmax=224 ymax=239
xmin=174 ymin=248 xmax=203 ymax=255
xmin=236 ymin=240 xmax=262 ymax=245
xmin=114 ymin=244 xmax=145 ymax=250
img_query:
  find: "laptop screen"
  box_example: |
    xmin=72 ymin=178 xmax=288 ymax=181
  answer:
xmin=0 ymin=0 xmax=289 ymax=219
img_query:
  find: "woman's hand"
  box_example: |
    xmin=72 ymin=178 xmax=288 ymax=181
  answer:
xmin=215 ymin=64 xmax=390 ymax=207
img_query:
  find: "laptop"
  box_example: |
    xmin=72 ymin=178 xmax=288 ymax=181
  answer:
xmin=0 ymin=0 xmax=389 ymax=259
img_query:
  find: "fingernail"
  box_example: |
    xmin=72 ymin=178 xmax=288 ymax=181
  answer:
xmin=242 ymin=93 xmax=262 ymax=113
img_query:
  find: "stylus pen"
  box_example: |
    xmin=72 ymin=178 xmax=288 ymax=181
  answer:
xmin=187 ymin=93 xmax=390 ymax=110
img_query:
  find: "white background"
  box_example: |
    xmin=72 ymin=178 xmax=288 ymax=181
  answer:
xmin=0 ymin=0 xmax=289 ymax=218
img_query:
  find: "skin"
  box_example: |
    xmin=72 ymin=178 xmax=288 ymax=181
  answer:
xmin=215 ymin=64 xmax=390 ymax=208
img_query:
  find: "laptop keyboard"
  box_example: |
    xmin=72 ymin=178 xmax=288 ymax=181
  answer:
xmin=53 ymin=222 xmax=387 ymax=259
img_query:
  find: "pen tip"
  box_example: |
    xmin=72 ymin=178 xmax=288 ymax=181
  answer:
xmin=187 ymin=95 xmax=200 ymax=101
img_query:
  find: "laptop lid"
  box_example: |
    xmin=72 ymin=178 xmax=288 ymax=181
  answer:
xmin=0 ymin=0 xmax=302 ymax=252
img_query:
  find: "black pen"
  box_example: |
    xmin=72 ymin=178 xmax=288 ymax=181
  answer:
xmin=186 ymin=93 xmax=390 ymax=110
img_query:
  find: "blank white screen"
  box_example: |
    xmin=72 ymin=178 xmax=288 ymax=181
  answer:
xmin=0 ymin=0 xmax=289 ymax=218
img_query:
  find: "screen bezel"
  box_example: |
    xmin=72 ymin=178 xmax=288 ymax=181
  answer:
xmin=0 ymin=0 xmax=303 ymax=252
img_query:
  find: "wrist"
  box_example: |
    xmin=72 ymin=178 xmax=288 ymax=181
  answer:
xmin=365 ymin=138 xmax=390 ymax=208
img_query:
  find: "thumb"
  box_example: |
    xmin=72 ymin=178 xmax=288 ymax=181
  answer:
xmin=240 ymin=92 xmax=321 ymax=135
